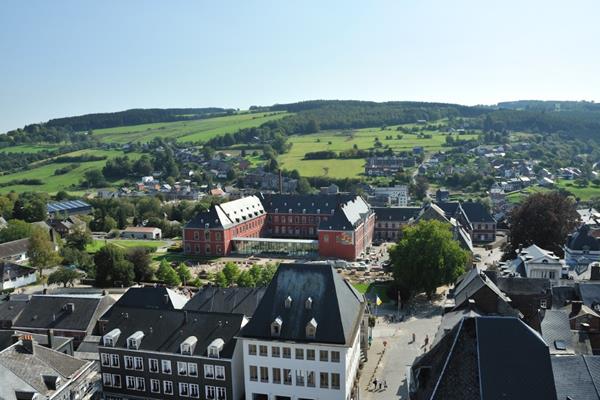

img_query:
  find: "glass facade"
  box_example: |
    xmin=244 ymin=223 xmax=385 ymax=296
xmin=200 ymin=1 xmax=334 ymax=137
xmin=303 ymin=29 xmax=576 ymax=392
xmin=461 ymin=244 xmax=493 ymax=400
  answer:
xmin=232 ymin=237 xmax=318 ymax=257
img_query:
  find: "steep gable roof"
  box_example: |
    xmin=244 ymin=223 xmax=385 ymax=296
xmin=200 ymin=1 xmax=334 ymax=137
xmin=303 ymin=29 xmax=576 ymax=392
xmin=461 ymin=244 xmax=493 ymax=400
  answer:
xmin=373 ymin=207 xmax=421 ymax=222
xmin=240 ymin=263 xmax=365 ymax=345
xmin=567 ymin=224 xmax=600 ymax=251
xmin=184 ymin=287 xmax=266 ymax=316
xmin=552 ymin=356 xmax=600 ymax=400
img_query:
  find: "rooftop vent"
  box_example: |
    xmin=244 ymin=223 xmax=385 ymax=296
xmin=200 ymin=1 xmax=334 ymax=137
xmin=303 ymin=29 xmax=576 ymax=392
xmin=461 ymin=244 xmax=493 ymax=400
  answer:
xmin=271 ymin=316 xmax=282 ymax=337
xmin=305 ymin=297 xmax=313 ymax=310
xmin=285 ymin=296 xmax=292 ymax=309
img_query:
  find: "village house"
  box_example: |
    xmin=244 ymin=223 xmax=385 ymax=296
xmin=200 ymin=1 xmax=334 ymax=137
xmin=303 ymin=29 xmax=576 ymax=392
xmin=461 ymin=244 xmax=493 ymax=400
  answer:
xmin=121 ymin=226 xmax=162 ymax=240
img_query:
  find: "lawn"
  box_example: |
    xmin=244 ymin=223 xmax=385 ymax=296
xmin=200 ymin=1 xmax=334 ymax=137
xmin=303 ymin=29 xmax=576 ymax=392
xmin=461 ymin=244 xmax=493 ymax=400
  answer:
xmin=556 ymin=179 xmax=600 ymax=201
xmin=0 ymin=144 xmax=61 ymax=154
xmin=0 ymin=149 xmax=142 ymax=194
xmin=92 ymin=112 xmax=289 ymax=144
xmin=86 ymin=239 xmax=167 ymax=253
xmin=277 ymin=126 xmax=478 ymax=178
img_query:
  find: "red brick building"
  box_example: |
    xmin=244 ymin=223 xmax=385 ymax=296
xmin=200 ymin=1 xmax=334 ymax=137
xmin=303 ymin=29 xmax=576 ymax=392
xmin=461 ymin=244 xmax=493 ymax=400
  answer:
xmin=183 ymin=194 xmax=375 ymax=260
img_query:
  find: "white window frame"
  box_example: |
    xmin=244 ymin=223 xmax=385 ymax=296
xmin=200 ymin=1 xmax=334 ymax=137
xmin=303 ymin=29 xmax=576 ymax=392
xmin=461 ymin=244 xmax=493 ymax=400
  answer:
xmin=204 ymin=364 xmax=215 ymax=379
xmin=149 ymin=358 xmax=159 ymax=373
xmin=124 ymin=355 xmax=133 ymax=370
xmin=150 ymin=378 xmax=160 ymax=393
xmin=215 ymin=365 xmax=225 ymax=380
xmin=206 ymin=386 xmax=216 ymax=400
xmin=217 ymin=386 xmax=226 ymax=400
xmin=101 ymin=353 xmax=110 ymax=367
xmin=126 ymin=376 xmax=135 ymax=390
xmin=110 ymin=354 xmax=120 ymax=368
xmin=163 ymin=380 xmax=174 ymax=395
xmin=190 ymin=383 xmax=200 ymax=398
xmin=162 ymin=359 xmax=172 ymax=374
xmin=178 ymin=361 xmax=188 ymax=376
xmin=134 ymin=356 xmax=144 ymax=370
xmin=188 ymin=362 xmax=198 ymax=377
xmin=179 ymin=382 xmax=190 ymax=397
xmin=135 ymin=376 xmax=145 ymax=391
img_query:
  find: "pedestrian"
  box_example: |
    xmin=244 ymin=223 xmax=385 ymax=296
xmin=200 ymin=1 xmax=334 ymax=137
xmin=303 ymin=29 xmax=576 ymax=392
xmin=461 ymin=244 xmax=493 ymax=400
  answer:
xmin=384 ymin=380 xmax=388 ymax=390
xmin=412 ymin=332 xmax=416 ymax=343
xmin=378 ymin=381 xmax=383 ymax=391
xmin=424 ymin=334 xmax=429 ymax=347
xmin=373 ymin=378 xmax=378 ymax=391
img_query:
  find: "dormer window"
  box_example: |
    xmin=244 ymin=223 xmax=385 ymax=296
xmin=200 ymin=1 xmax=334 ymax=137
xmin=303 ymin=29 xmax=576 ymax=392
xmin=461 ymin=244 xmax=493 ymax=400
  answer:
xmin=103 ymin=328 xmax=121 ymax=347
xmin=271 ymin=316 xmax=282 ymax=337
xmin=305 ymin=297 xmax=313 ymax=310
xmin=180 ymin=336 xmax=197 ymax=355
xmin=127 ymin=331 xmax=144 ymax=350
xmin=208 ymin=338 xmax=224 ymax=359
xmin=285 ymin=296 xmax=292 ymax=309
xmin=306 ymin=318 xmax=317 ymax=339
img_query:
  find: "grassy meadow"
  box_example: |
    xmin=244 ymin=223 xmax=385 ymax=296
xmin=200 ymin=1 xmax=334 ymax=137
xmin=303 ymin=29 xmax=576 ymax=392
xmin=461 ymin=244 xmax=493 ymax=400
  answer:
xmin=277 ymin=126 xmax=478 ymax=178
xmin=0 ymin=149 xmax=142 ymax=194
xmin=0 ymin=144 xmax=61 ymax=154
xmin=92 ymin=112 xmax=289 ymax=144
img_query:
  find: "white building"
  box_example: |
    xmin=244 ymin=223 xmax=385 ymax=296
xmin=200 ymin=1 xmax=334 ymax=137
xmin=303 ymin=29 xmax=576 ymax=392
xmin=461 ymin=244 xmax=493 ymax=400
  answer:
xmin=372 ymin=185 xmax=409 ymax=207
xmin=0 ymin=261 xmax=37 ymax=291
xmin=120 ymin=226 xmax=162 ymax=240
xmin=508 ymin=244 xmax=565 ymax=284
xmin=564 ymin=224 xmax=600 ymax=269
xmin=240 ymin=263 xmax=367 ymax=400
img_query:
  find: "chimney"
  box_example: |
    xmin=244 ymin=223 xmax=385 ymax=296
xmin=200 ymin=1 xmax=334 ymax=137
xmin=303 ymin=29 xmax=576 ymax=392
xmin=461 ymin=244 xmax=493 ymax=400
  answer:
xmin=21 ymin=335 xmax=35 ymax=354
xmin=47 ymin=329 xmax=54 ymax=349
xmin=571 ymin=300 xmax=583 ymax=316
xmin=279 ymin=170 xmax=283 ymax=194
xmin=65 ymin=303 xmax=75 ymax=313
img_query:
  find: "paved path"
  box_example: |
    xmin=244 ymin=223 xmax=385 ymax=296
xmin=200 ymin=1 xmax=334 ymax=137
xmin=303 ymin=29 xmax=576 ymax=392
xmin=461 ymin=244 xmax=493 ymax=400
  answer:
xmin=359 ymin=303 xmax=442 ymax=400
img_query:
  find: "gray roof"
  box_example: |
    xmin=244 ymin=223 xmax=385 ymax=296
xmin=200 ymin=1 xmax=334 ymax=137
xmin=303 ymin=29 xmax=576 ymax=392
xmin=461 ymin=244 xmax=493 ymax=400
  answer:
xmin=0 ymin=261 xmax=35 ymax=282
xmin=101 ymin=287 xmax=188 ymax=319
xmin=412 ymin=316 xmax=557 ymax=400
xmin=12 ymin=294 xmax=115 ymax=333
xmin=496 ymin=276 xmax=551 ymax=296
xmin=46 ymin=200 xmax=91 ymax=214
xmin=184 ymin=286 xmax=266 ymax=316
xmin=567 ymin=224 xmax=600 ymax=251
xmin=453 ymin=267 xmax=513 ymax=311
xmin=373 ymin=207 xmax=421 ymax=222
xmin=579 ymin=283 xmax=600 ymax=310
xmin=100 ymin=307 xmax=244 ymax=358
xmin=541 ymin=310 xmax=575 ymax=355
xmin=240 ymin=263 xmax=365 ymax=345
xmin=0 ymin=298 xmax=28 ymax=325
xmin=0 ymin=330 xmax=71 ymax=352
xmin=552 ymin=356 xmax=600 ymax=400
xmin=0 ymin=239 xmax=29 ymax=260
xmin=185 ymin=195 xmax=265 ymax=230
xmin=0 ymin=339 xmax=89 ymax=399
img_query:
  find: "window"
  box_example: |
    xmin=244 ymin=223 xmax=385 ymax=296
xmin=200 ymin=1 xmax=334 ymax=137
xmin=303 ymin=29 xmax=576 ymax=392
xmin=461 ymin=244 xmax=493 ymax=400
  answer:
xmin=259 ymin=345 xmax=268 ymax=356
xmin=112 ymin=374 xmax=121 ymax=388
xmin=149 ymin=358 xmax=159 ymax=373
xmin=204 ymin=364 xmax=215 ymax=378
xmin=134 ymin=356 xmax=143 ymax=370
xmin=104 ymin=337 xmax=114 ymax=347
xmin=331 ymin=351 xmax=340 ymax=363
xmin=103 ymin=373 xmax=112 ymax=386
xmin=101 ymin=353 xmax=110 ymax=367
xmin=248 ymin=344 xmax=257 ymax=355
xmin=283 ymin=347 xmax=291 ymax=359
xmin=320 ymin=372 xmax=329 ymax=388
xmin=216 ymin=232 xmax=221 ymax=240
xmin=179 ymin=382 xmax=189 ymax=397
xmin=178 ymin=361 xmax=188 ymax=375
xmin=127 ymin=338 xmax=138 ymax=350
xmin=295 ymin=348 xmax=304 ymax=360
xmin=215 ymin=365 xmax=225 ymax=380
xmin=150 ymin=379 xmax=160 ymax=393
xmin=188 ymin=363 xmax=198 ymax=377
xmin=307 ymin=371 xmax=315 ymax=387
xmin=162 ymin=359 xmax=172 ymax=374
xmin=163 ymin=381 xmax=173 ymax=395
xmin=126 ymin=376 xmax=135 ymax=390
xmin=194 ymin=231 xmax=199 ymax=240
xmin=206 ymin=386 xmax=216 ymax=400
xmin=205 ymin=231 xmax=210 ymax=241
xmin=249 ymin=365 xmax=258 ymax=381
xmin=307 ymin=349 xmax=315 ymax=360
xmin=124 ymin=355 xmax=133 ymax=369
xmin=283 ymin=368 xmax=292 ymax=385
xmin=272 ymin=368 xmax=281 ymax=384
xmin=110 ymin=354 xmax=119 ymax=367
xmin=320 ymin=350 xmax=328 ymax=362
xmin=205 ymin=245 xmax=211 ymax=254
xmin=296 ymin=370 xmax=305 ymax=386
xmin=190 ymin=383 xmax=200 ymax=398
xmin=217 ymin=387 xmax=226 ymax=400
xmin=324 ymin=234 xmax=329 ymax=242
xmin=331 ymin=373 xmax=340 ymax=389
xmin=260 ymin=366 xmax=269 ymax=383
xmin=271 ymin=346 xmax=280 ymax=358
xmin=136 ymin=377 xmax=145 ymax=391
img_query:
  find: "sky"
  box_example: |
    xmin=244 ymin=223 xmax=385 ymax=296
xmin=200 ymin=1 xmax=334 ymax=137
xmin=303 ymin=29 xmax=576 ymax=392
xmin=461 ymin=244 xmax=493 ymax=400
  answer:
xmin=1 ymin=0 xmax=599 ymax=133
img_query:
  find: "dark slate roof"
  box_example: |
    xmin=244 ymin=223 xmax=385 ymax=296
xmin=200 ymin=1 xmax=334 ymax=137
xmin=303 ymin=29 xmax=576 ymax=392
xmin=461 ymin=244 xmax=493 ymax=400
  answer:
xmin=567 ymin=225 xmax=600 ymax=251
xmin=101 ymin=287 xmax=188 ymax=319
xmin=452 ymin=267 xmax=513 ymax=312
xmin=100 ymin=307 xmax=243 ymax=359
xmin=0 ymin=261 xmax=36 ymax=282
xmin=319 ymin=196 xmax=372 ymax=231
xmin=373 ymin=207 xmax=421 ymax=222
xmin=579 ymin=283 xmax=600 ymax=310
xmin=0 ymin=239 xmax=29 ymax=260
xmin=435 ymin=202 xmax=461 ymax=218
xmin=0 ymin=339 xmax=89 ymax=398
xmin=460 ymin=201 xmax=495 ymax=223
xmin=496 ymin=277 xmax=551 ymax=296
xmin=541 ymin=310 xmax=575 ymax=355
xmin=46 ymin=200 xmax=91 ymax=214
xmin=240 ymin=263 xmax=365 ymax=345
xmin=260 ymin=193 xmax=357 ymax=214
xmin=184 ymin=287 xmax=266 ymax=316
xmin=552 ymin=286 xmax=579 ymax=309
xmin=12 ymin=295 xmax=115 ymax=333
xmin=412 ymin=316 xmax=557 ymax=400
xmin=0 ymin=330 xmax=71 ymax=352
xmin=0 ymin=298 xmax=28 ymax=324
xmin=552 ymin=356 xmax=600 ymax=400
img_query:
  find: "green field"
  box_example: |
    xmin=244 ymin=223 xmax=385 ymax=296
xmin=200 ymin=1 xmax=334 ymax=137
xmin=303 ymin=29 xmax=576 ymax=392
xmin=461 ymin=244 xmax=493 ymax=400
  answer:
xmin=92 ymin=112 xmax=289 ymax=144
xmin=0 ymin=144 xmax=61 ymax=153
xmin=278 ymin=126 xmax=478 ymax=178
xmin=0 ymin=149 xmax=142 ymax=194
xmin=86 ymin=239 xmax=168 ymax=253
xmin=556 ymin=179 xmax=600 ymax=201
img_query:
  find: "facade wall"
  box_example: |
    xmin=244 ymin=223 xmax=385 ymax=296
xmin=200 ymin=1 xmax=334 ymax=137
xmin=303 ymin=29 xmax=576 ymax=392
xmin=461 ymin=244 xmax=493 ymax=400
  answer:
xmin=99 ymin=346 xmax=235 ymax=400
xmin=242 ymin=338 xmax=359 ymax=400
xmin=0 ymin=271 xmax=36 ymax=291
xmin=469 ymin=222 xmax=496 ymax=243
xmin=265 ymin=213 xmax=332 ymax=239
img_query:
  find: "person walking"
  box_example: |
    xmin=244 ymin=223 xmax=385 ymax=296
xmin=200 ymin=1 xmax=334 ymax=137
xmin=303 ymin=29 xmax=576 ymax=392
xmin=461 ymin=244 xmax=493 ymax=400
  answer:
xmin=412 ymin=332 xmax=416 ymax=343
